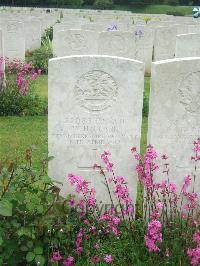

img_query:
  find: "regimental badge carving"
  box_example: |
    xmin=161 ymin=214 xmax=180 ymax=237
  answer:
xmin=178 ymin=71 xmax=200 ymax=114
xmin=74 ymin=70 xmax=118 ymax=112
xmin=65 ymin=33 xmax=87 ymax=52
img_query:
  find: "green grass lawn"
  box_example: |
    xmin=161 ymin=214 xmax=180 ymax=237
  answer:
xmin=0 ymin=75 xmax=149 ymax=166
xmin=34 ymin=74 xmax=48 ymax=99
xmin=115 ymin=4 xmax=192 ymax=15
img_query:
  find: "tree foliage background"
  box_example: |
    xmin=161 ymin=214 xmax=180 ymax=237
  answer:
xmin=0 ymin=0 xmax=199 ymax=6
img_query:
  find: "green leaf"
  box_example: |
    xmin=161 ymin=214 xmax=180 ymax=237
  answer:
xmin=20 ymin=245 xmax=28 ymax=252
xmin=26 ymin=252 xmax=35 ymax=262
xmin=27 ymin=241 xmax=33 ymax=249
xmin=34 ymin=247 xmax=43 ymax=255
xmin=15 ymin=192 xmax=25 ymax=201
xmin=0 ymin=199 xmax=12 ymax=216
xmin=35 ymin=255 xmax=45 ymax=266
xmin=17 ymin=227 xmax=36 ymax=239
xmin=0 ymin=237 xmax=3 ymax=246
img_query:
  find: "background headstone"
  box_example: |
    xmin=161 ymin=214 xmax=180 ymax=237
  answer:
xmin=53 ymin=30 xmax=99 ymax=57
xmin=175 ymin=33 xmax=200 ymax=58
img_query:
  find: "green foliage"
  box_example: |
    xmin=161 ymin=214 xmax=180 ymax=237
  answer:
xmin=167 ymin=0 xmax=179 ymax=5
xmin=67 ymin=0 xmax=84 ymax=6
xmin=0 ymin=87 xmax=47 ymax=116
xmin=0 ymin=154 xmax=78 ymax=266
xmin=93 ymin=0 xmax=114 ymax=9
xmin=26 ymin=27 xmax=53 ymax=74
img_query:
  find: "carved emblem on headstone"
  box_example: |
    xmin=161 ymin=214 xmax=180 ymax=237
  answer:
xmin=178 ymin=71 xmax=200 ymax=114
xmin=74 ymin=70 xmax=118 ymax=112
xmin=65 ymin=33 xmax=86 ymax=52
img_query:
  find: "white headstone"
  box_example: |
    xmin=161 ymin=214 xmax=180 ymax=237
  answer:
xmin=0 ymin=20 xmax=25 ymax=61
xmin=49 ymin=55 xmax=144 ymax=208
xmin=148 ymin=58 xmax=200 ymax=191
xmin=25 ymin=19 xmax=41 ymax=51
xmin=53 ymin=30 xmax=99 ymax=57
xmin=0 ymin=29 xmax=3 ymax=58
xmin=154 ymin=26 xmax=177 ymax=61
xmin=134 ymin=25 xmax=154 ymax=74
xmin=98 ymin=31 xmax=136 ymax=59
xmin=175 ymin=33 xmax=200 ymax=58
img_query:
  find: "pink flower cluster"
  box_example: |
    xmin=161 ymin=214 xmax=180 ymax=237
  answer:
xmin=181 ymin=175 xmax=198 ymax=213
xmin=145 ymin=220 xmax=162 ymax=252
xmin=192 ymin=138 xmax=200 ymax=162
xmin=187 ymin=231 xmax=200 ymax=266
xmin=100 ymin=152 xmax=134 ymax=218
xmin=101 ymin=151 xmax=113 ymax=172
xmin=132 ymin=145 xmax=159 ymax=189
xmin=68 ymin=173 xmax=96 ymax=212
xmin=52 ymin=251 xmax=74 ymax=266
xmin=0 ymin=57 xmax=4 ymax=78
xmin=5 ymin=58 xmax=41 ymax=96
xmin=99 ymin=208 xmax=121 ymax=236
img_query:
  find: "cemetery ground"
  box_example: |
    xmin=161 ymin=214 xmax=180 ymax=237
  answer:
xmin=1 ymin=8 xmax=200 ymax=265
xmin=0 ymin=75 xmax=149 ymax=167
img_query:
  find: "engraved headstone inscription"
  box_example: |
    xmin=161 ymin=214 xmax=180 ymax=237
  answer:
xmin=48 ymin=55 xmax=144 ymax=209
xmin=148 ymin=58 xmax=200 ymax=191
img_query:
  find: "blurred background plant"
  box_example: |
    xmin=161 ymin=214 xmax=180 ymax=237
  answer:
xmin=26 ymin=27 xmax=53 ymax=74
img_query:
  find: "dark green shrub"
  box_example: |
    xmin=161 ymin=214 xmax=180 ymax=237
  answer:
xmin=167 ymin=0 xmax=179 ymax=5
xmin=0 ymin=87 xmax=47 ymax=116
xmin=67 ymin=0 xmax=84 ymax=6
xmin=93 ymin=0 xmax=114 ymax=9
xmin=26 ymin=45 xmax=53 ymax=74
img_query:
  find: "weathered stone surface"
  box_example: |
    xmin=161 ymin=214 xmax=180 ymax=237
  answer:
xmin=148 ymin=58 xmax=200 ymax=191
xmin=49 ymin=55 xmax=144 ymax=207
xmin=154 ymin=26 xmax=177 ymax=61
xmin=53 ymin=30 xmax=99 ymax=57
xmin=98 ymin=31 xmax=136 ymax=59
xmin=133 ymin=25 xmax=154 ymax=74
xmin=0 ymin=20 xmax=25 ymax=60
xmin=25 ymin=19 xmax=41 ymax=51
xmin=175 ymin=33 xmax=200 ymax=58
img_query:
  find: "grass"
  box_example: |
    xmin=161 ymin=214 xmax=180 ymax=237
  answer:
xmin=0 ymin=75 xmax=150 ymax=166
xmin=34 ymin=74 xmax=48 ymax=98
xmin=114 ymin=4 xmax=193 ymax=16
xmin=0 ymin=116 xmax=47 ymax=167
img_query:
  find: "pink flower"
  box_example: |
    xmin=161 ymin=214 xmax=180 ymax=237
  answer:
xmin=112 ymin=216 xmax=121 ymax=225
xmin=169 ymin=182 xmax=177 ymax=193
xmin=101 ymin=151 xmax=113 ymax=172
xmin=52 ymin=251 xmax=62 ymax=262
xmin=156 ymin=202 xmax=163 ymax=210
xmin=94 ymin=243 xmax=100 ymax=249
xmin=91 ymin=256 xmax=100 ymax=264
xmin=187 ymin=248 xmax=200 ymax=266
xmin=76 ymin=247 xmax=83 ymax=254
xmin=181 ymin=175 xmax=191 ymax=194
xmin=88 ymin=196 xmax=96 ymax=207
xmin=69 ymin=198 xmax=75 ymax=207
xmin=145 ymin=220 xmax=162 ymax=253
xmin=63 ymin=256 xmax=74 ymax=266
xmin=104 ymin=255 xmax=113 ymax=263
xmin=194 ymin=232 xmax=200 ymax=246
